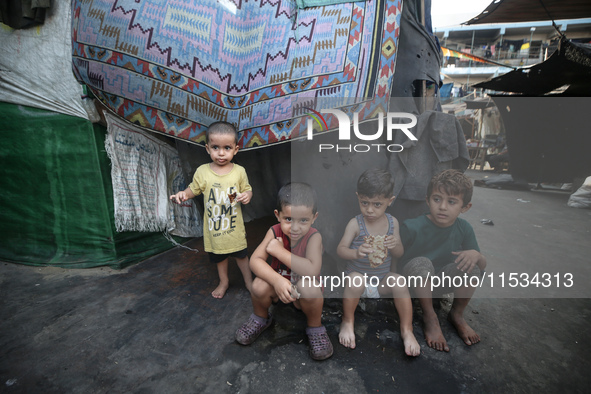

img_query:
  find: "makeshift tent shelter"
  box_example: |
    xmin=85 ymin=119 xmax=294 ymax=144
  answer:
xmin=470 ymin=2 xmax=591 ymax=183
xmin=0 ymin=1 xmax=200 ymax=268
xmin=0 ymin=102 xmax=190 ymax=268
xmin=70 ymin=0 xmax=469 ymax=255
xmin=2 ymin=0 xmax=470 ymax=268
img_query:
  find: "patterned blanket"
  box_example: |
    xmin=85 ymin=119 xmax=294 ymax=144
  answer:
xmin=72 ymin=0 xmax=402 ymax=149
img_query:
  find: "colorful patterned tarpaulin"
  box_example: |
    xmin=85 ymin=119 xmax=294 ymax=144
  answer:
xmin=72 ymin=0 xmax=402 ymax=149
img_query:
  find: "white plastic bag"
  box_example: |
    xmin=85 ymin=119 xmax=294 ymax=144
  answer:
xmin=568 ymin=176 xmax=591 ymax=209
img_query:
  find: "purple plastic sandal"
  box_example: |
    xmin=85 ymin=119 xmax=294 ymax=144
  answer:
xmin=235 ymin=313 xmax=273 ymax=345
xmin=306 ymin=325 xmax=333 ymax=360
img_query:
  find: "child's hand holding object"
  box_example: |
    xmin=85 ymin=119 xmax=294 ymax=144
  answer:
xmin=170 ymin=192 xmax=187 ymax=204
xmin=384 ymin=235 xmax=398 ymax=250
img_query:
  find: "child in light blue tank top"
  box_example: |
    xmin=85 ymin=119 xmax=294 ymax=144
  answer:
xmin=336 ymin=169 xmax=420 ymax=357
xmin=346 ymin=213 xmax=395 ymax=281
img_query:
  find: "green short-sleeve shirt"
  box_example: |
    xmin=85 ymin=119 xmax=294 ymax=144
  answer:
xmin=399 ymin=214 xmax=480 ymax=272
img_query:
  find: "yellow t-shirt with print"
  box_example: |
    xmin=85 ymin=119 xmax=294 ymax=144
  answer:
xmin=189 ymin=163 xmax=252 ymax=254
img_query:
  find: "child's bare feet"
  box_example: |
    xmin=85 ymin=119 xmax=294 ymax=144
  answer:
xmin=423 ymin=313 xmax=449 ymax=352
xmin=401 ymin=330 xmax=421 ymax=357
xmin=448 ymin=310 xmax=480 ymax=346
xmin=338 ymin=320 xmax=356 ymax=349
xmin=212 ymin=281 xmax=229 ymax=298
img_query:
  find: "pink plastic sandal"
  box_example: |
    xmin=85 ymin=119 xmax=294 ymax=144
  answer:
xmin=235 ymin=313 xmax=273 ymax=345
xmin=306 ymin=326 xmax=333 ymax=360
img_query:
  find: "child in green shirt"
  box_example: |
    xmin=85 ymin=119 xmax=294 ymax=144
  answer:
xmin=399 ymin=169 xmax=487 ymax=352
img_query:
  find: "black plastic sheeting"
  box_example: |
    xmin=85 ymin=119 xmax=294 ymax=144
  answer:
xmin=465 ymin=0 xmax=591 ymax=25
xmin=475 ymin=39 xmax=591 ymax=96
xmin=0 ymin=102 xmax=180 ymax=268
xmin=491 ymin=96 xmax=591 ymax=183
xmin=0 ymin=0 xmax=50 ymax=29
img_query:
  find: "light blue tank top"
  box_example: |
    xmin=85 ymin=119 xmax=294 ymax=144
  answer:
xmin=345 ymin=213 xmax=394 ymax=279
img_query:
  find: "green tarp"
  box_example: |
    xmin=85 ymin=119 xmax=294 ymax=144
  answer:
xmin=0 ymin=102 xmax=182 ymax=268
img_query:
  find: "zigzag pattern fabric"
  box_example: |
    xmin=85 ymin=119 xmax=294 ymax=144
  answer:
xmin=72 ymin=0 xmax=402 ymax=149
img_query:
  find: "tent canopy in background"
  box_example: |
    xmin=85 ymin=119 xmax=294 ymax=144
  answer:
xmin=474 ymin=39 xmax=591 ymax=96
xmin=465 ymin=0 xmax=591 ymax=25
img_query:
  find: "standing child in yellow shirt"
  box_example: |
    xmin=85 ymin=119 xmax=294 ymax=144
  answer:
xmin=170 ymin=122 xmax=253 ymax=298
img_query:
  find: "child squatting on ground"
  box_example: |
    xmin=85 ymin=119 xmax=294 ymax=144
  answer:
xmin=337 ymin=168 xmax=420 ymax=357
xmin=170 ymin=122 xmax=253 ymax=299
xmin=235 ymin=183 xmax=333 ymax=361
xmin=398 ymin=169 xmax=487 ymax=352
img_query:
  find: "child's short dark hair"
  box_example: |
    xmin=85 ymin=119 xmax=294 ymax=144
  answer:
xmin=427 ymin=169 xmax=473 ymax=206
xmin=277 ymin=182 xmax=317 ymax=214
xmin=356 ymin=168 xmax=394 ymax=198
xmin=206 ymin=121 xmax=239 ymax=144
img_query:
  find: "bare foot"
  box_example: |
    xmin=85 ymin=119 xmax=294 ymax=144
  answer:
xmin=211 ymin=282 xmax=229 ymax=299
xmin=339 ymin=320 xmax=356 ymax=349
xmin=448 ymin=311 xmax=480 ymax=346
xmin=423 ymin=313 xmax=449 ymax=352
xmin=401 ymin=330 xmax=421 ymax=357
